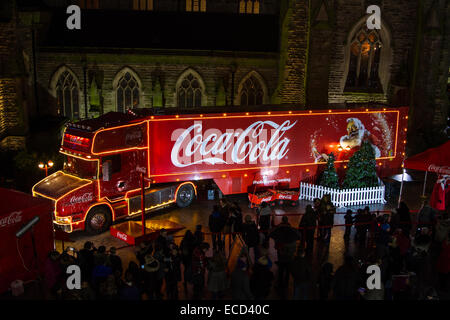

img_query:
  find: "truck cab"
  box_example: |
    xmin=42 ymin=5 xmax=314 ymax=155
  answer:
xmin=33 ymin=112 xmax=196 ymax=234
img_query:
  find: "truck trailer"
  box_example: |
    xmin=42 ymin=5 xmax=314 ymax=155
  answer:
xmin=32 ymin=107 xmax=409 ymax=233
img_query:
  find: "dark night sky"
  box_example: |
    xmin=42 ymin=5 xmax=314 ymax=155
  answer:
xmin=43 ymin=9 xmax=279 ymax=52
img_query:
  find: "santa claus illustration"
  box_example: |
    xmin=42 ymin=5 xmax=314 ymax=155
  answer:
xmin=312 ymin=117 xmax=381 ymax=163
xmin=339 ymin=118 xmax=381 ymax=158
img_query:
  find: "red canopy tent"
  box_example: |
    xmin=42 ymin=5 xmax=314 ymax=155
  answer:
xmin=402 ymin=141 xmax=450 ymax=209
xmin=0 ymin=188 xmax=54 ymax=294
xmin=404 ymin=140 xmax=450 ymax=175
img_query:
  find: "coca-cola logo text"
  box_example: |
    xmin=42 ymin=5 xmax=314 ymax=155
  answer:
xmin=69 ymin=193 xmax=93 ymax=205
xmin=0 ymin=211 xmax=23 ymax=228
xmin=115 ymin=231 xmax=128 ymax=241
xmin=171 ymin=120 xmax=297 ymax=168
xmin=428 ymin=164 xmax=450 ymax=175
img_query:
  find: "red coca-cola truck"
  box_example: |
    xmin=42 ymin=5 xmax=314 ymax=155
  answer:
xmin=32 ymin=107 xmax=408 ymax=233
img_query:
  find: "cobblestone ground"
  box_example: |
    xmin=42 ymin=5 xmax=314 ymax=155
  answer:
xmin=52 ymin=176 xmax=432 ymax=300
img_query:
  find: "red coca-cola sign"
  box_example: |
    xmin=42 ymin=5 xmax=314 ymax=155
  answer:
xmin=0 ymin=211 xmax=23 ymax=228
xmin=149 ymin=110 xmax=404 ymax=177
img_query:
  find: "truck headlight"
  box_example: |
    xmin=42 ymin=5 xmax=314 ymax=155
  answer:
xmin=55 ymin=216 xmax=72 ymax=224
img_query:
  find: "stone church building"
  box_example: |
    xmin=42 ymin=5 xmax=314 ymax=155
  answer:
xmin=0 ymin=0 xmax=448 ymax=155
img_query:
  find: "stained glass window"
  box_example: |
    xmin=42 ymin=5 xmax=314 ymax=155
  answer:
xmin=55 ymin=70 xmax=80 ymax=119
xmin=177 ymin=73 xmax=203 ymax=108
xmin=116 ymin=71 xmax=140 ymax=112
xmin=345 ymin=28 xmax=382 ymax=91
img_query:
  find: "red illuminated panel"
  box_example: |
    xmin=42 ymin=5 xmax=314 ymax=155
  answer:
xmin=63 ymin=134 xmax=91 ymax=151
xmin=148 ymin=108 xmax=408 ymax=177
xmin=92 ymin=122 xmax=147 ymax=155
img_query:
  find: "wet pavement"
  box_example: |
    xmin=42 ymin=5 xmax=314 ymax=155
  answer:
xmin=53 ymin=174 xmax=432 ymax=300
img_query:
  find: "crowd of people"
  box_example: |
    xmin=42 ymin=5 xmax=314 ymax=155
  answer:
xmin=39 ymin=196 xmax=450 ymax=300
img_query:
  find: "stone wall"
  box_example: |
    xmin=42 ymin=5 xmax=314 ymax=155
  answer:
xmin=0 ymin=6 xmax=29 ymax=150
xmin=276 ymin=0 xmax=309 ymax=106
xmin=327 ymin=0 xmax=417 ymax=105
xmin=35 ymin=50 xmax=279 ymax=118
xmin=44 ymin=0 xmax=280 ymax=14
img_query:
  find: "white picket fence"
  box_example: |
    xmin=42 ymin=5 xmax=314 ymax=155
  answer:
xmin=299 ymin=182 xmax=386 ymax=208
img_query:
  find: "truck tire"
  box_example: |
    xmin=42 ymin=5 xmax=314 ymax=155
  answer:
xmin=176 ymin=183 xmax=195 ymax=208
xmin=85 ymin=206 xmax=112 ymax=234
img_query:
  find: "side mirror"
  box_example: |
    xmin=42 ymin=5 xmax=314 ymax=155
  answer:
xmin=102 ymin=160 xmax=112 ymax=182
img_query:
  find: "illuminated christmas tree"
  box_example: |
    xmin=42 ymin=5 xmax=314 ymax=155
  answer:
xmin=343 ymin=141 xmax=378 ymax=189
xmin=320 ymin=152 xmax=339 ymax=189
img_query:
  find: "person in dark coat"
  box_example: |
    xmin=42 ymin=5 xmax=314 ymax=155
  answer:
xmin=318 ymin=195 xmax=332 ymax=240
xmin=317 ymin=262 xmax=334 ymax=300
xmin=289 ymin=249 xmax=312 ymax=300
xmin=43 ymin=250 xmax=63 ymax=299
xmin=126 ymin=261 xmax=142 ymax=290
xmin=241 ymin=215 xmax=260 ymax=260
xmin=344 ymin=210 xmax=354 ymax=239
xmin=417 ymin=199 xmax=436 ymax=229
xmin=219 ymin=199 xmax=231 ymax=244
xmin=231 ymin=256 xmax=254 ymax=300
xmin=142 ymin=254 xmax=160 ymax=300
xmin=299 ymin=205 xmax=317 ymax=255
xmin=322 ymin=204 xmax=336 ymax=245
xmin=93 ymin=245 xmax=107 ymax=266
xmin=250 ymin=256 xmax=274 ymax=300
xmin=164 ymin=245 xmax=182 ymax=300
xmin=207 ymin=251 xmax=228 ymax=299
xmin=180 ymin=230 xmax=196 ymax=288
xmin=155 ymin=229 xmax=169 ymax=252
xmin=209 ymin=205 xmax=225 ymax=251
xmin=231 ymin=202 xmax=243 ymax=237
xmin=153 ymin=245 xmax=166 ymax=299
xmin=398 ymin=202 xmax=412 ymax=236
xmin=136 ymin=241 xmax=153 ymax=266
xmin=332 ymin=256 xmax=362 ymax=300
xmin=257 ymin=202 xmax=272 ymax=243
xmin=77 ymin=241 xmax=95 ymax=282
xmin=194 ymin=225 xmax=205 ymax=247
xmin=92 ymin=259 xmax=113 ymax=295
xmin=107 ymin=247 xmax=123 ymax=282
xmin=437 ymin=233 xmax=450 ymax=293
xmin=192 ymin=242 xmax=210 ymax=299
xmin=269 ymin=216 xmax=300 ymax=289
xmin=119 ymin=270 xmax=141 ymax=300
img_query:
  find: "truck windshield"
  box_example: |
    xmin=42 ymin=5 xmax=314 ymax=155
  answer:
xmin=63 ymin=156 xmax=97 ymax=179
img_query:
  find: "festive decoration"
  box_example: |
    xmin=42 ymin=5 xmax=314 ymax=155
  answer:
xmin=343 ymin=141 xmax=378 ymax=188
xmin=430 ymin=175 xmax=449 ymax=211
xmin=319 ymin=152 xmax=339 ymax=189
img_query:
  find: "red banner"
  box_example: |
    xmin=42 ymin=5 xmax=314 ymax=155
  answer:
xmin=149 ymin=109 xmax=405 ymax=177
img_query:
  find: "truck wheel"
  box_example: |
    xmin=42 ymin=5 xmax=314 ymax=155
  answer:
xmin=85 ymin=206 xmax=112 ymax=234
xmin=176 ymin=183 xmax=195 ymax=208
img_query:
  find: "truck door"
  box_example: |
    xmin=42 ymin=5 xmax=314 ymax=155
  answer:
xmin=100 ymin=154 xmax=124 ymax=199
xmin=100 ymin=150 xmax=146 ymax=199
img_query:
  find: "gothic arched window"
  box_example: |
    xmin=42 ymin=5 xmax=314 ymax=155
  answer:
xmin=345 ymin=27 xmax=382 ymax=91
xmin=116 ymin=71 xmax=140 ymax=112
xmin=239 ymin=0 xmax=259 ymax=14
xmin=186 ymin=0 xmax=206 ymax=12
xmin=239 ymin=75 xmax=264 ymax=106
xmin=177 ymin=73 xmax=203 ymax=108
xmin=133 ymin=0 xmax=153 ymax=10
xmin=55 ymin=70 xmax=80 ymax=119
